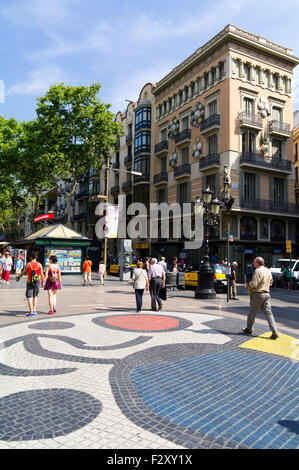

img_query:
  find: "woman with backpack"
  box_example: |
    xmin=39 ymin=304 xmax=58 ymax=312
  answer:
xmin=44 ymin=255 xmax=62 ymax=315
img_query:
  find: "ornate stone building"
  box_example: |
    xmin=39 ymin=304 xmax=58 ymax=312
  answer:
xmin=151 ymin=24 xmax=299 ymax=276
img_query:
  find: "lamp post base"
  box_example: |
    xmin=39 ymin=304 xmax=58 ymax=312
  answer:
xmin=195 ymin=262 xmax=216 ymax=299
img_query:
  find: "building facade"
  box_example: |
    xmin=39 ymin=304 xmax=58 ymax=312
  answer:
xmin=151 ymin=24 xmax=299 ymax=278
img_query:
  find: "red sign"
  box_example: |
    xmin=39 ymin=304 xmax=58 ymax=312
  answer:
xmin=34 ymin=213 xmax=55 ymax=223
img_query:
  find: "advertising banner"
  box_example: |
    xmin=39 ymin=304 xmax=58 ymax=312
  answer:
xmin=104 ymin=205 xmax=119 ymax=239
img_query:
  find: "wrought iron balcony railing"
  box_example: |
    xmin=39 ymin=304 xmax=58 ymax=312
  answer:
xmin=239 ymin=112 xmax=263 ymax=129
xmin=199 ymin=153 xmax=220 ymax=169
xmin=153 ymin=172 xmax=168 ymax=185
xmin=240 ymin=152 xmax=292 ymax=172
xmin=200 ymin=114 xmax=221 ymax=132
xmin=173 ymin=163 xmax=191 ymax=178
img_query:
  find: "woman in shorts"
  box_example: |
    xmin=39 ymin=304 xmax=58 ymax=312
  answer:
xmin=44 ymin=256 xmax=62 ymax=315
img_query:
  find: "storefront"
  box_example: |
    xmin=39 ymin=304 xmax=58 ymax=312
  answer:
xmin=14 ymin=224 xmax=91 ymax=274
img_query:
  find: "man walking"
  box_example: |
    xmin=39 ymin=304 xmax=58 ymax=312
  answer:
xmin=148 ymin=258 xmax=166 ymax=311
xmin=158 ymin=257 xmax=167 ymax=273
xmin=243 ymin=257 xmax=279 ymax=339
xmin=230 ymin=261 xmax=238 ymax=300
xmin=16 ymin=251 xmax=44 ymax=317
xmin=82 ymin=256 xmax=93 ymax=286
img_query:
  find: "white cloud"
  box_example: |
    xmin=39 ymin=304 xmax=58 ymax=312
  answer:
xmin=0 ymin=0 xmax=81 ymax=26
xmin=7 ymin=65 xmax=68 ymax=96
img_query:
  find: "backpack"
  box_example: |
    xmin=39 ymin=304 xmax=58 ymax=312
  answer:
xmin=50 ymin=267 xmax=59 ymax=284
xmin=284 ymin=268 xmax=291 ymax=279
xmin=29 ymin=263 xmax=39 ymax=285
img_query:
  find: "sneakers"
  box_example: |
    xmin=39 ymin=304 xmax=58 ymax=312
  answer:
xmin=26 ymin=311 xmax=37 ymax=317
xmin=48 ymin=310 xmax=54 ymax=315
xmin=242 ymin=328 xmax=253 ymax=335
xmin=270 ymin=332 xmax=279 ymax=340
xmin=158 ymin=304 xmax=163 ymax=310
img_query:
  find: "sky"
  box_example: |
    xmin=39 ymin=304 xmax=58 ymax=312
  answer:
xmin=1 ymin=0 xmax=299 ymax=122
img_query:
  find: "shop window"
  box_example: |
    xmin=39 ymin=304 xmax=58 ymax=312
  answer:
xmin=240 ymin=217 xmax=257 ymax=240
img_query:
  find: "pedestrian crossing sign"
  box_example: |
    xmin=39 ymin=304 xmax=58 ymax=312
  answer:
xmin=286 ymin=240 xmax=292 ymax=253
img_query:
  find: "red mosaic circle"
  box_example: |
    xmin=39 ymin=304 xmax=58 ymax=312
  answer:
xmin=104 ymin=314 xmax=180 ymax=331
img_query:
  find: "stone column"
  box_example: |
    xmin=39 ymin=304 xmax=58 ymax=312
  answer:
xmin=176 ymin=92 xmax=180 ymax=108
xmin=215 ymin=64 xmax=220 ymax=81
xmin=161 ymin=102 xmax=165 ymax=116
xmin=286 ymin=78 xmax=291 ymax=94
xmin=240 ymin=60 xmax=245 ymax=79
xmin=208 ymin=70 xmax=213 ymax=86
xmin=194 ymin=78 xmax=199 ymax=96
xmin=156 ymin=107 xmax=160 ymax=120
xmin=231 ymin=57 xmax=237 ymax=75
xmin=182 ymin=87 xmax=187 ymax=103
xmin=269 ymin=71 xmax=274 ymax=88
xmin=249 ymin=64 xmax=254 ymax=81
xmin=188 ymin=84 xmax=192 ymax=100
xmin=171 ymin=95 xmax=175 ymax=109
xmin=278 ymin=75 xmax=283 ymax=92
xmin=166 ymin=100 xmax=170 ymax=114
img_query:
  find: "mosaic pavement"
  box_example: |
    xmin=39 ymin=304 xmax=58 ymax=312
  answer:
xmin=0 ymin=310 xmax=298 ymax=449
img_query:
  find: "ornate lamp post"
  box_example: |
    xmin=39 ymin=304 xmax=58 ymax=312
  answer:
xmin=195 ymin=188 xmax=221 ymax=299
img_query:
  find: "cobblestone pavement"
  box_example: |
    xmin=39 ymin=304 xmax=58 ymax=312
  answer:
xmin=0 ymin=275 xmax=298 ymax=450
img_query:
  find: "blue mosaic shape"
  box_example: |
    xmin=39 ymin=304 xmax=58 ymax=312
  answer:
xmin=131 ymin=351 xmax=299 ymax=449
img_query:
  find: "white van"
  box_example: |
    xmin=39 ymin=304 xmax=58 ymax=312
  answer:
xmin=270 ymin=259 xmax=299 ymax=288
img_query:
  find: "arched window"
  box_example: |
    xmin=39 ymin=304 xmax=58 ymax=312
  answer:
xmin=240 ymin=217 xmax=257 ymax=240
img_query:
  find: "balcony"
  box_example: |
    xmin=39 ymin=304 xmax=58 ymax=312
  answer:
xmin=124 ymin=154 xmax=132 ymax=166
xmin=239 ymin=198 xmax=299 ymax=215
xmin=174 ymin=128 xmax=192 ymax=146
xmin=155 ymin=140 xmax=169 ymax=155
xmin=199 ymin=153 xmax=220 ymax=170
xmin=240 ymin=152 xmax=292 ymax=173
xmin=173 ymin=163 xmax=191 ymax=179
xmin=75 ymin=189 xmax=89 ymax=200
xmin=268 ymin=120 xmax=291 ymax=138
xmin=200 ymin=114 xmax=221 ymax=133
xmin=239 ymin=112 xmax=263 ymax=130
xmin=110 ymin=185 xmax=120 ymax=196
xmin=122 ymin=181 xmax=132 ymax=192
xmin=153 ymin=172 xmax=168 ymax=185
xmin=133 ymin=174 xmax=150 ymax=184
xmin=73 ymin=211 xmax=88 ymax=221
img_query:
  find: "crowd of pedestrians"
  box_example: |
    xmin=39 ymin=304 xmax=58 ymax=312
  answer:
xmin=0 ymin=248 xmax=286 ymax=339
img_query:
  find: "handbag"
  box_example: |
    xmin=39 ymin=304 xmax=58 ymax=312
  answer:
xmin=160 ymin=285 xmax=167 ymax=301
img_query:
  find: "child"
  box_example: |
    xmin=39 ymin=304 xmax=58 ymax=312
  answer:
xmin=15 ymin=255 xmax=24 ymax=277
xmin=98 ymin=260 xmax=105 ymax=285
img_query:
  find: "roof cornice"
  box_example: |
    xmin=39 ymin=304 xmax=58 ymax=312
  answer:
xmin=153 ymin=24 xmax=299 ymax=95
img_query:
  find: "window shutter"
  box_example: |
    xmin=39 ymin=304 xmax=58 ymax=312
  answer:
xmin=215 ymin=172 xmax=220 ymax=197
xmin=283 ymin=178 xmax=288 ymax=203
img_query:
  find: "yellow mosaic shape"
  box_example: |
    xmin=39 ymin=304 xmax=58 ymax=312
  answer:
xmin=239 ymin=332 xmax=299 ymax=360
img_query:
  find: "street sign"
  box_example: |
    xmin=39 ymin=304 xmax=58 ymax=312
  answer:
xmin=286 ymin=240 xmax=292 ymax=253
xmin=34 ymin=213 xmax=54 ymax=223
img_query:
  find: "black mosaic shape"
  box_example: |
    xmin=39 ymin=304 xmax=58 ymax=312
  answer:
xmin=28 ymin=321 xmax=75 ymax=330
xmin=93 ymin=313 xmax=193 ymax=333
xmin=0 ymin=389 xmax=102 ymax=441
xmin=0 ymin=362 xmax=76 ymax=376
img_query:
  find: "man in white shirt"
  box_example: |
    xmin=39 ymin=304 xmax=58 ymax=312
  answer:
xmin=158 ymin=257 xmax=167 ymax=273
xmin=148 ymin=258 xmax=166 ymax=311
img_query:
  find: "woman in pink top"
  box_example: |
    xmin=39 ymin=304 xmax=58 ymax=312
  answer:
xmin=44 ymin=256 xmax=62 ymax=315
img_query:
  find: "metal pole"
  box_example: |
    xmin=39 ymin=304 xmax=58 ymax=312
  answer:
xmin=227 ymin=230 xmax=229 ymax=302
xmin=104 ymin=162 xmax=110 ymax=279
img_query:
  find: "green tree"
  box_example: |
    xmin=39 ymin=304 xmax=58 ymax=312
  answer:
xmin=34 ymin=82 xmax=123 ymax=225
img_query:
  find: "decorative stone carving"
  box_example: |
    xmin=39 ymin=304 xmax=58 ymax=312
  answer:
xmin=260 ymin=133 xmax=269 ymax=154
xmin=190 ymin=102 xmax=205 ymax=128
xmin=169 ymin=150 xmax=178 ymax=167
xmin=168 ymin=118 xmax=180 ymax=139
xmin=258 ymin=96 xmax=270 ymax=118
xmin=223 ymin=165 xmax=231 ymax=186
xmin=192 ymin=139 xmax=202 ymax=158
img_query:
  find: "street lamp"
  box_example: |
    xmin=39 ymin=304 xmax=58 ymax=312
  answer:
xmin=195 ymin=188 xmax=220 ymax=299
